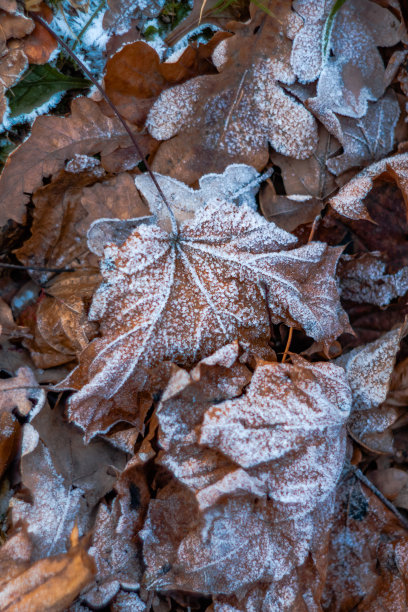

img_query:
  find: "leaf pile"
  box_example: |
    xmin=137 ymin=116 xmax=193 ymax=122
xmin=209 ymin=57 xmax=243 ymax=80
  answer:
xmin=1 ymin=0 xmax=408 ymax=611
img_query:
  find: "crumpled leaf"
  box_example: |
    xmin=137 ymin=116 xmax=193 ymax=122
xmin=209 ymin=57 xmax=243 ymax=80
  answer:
xmin=148 ymin=3 xmax=318 ymax=183
xmin=318 ymin=90 xmax=400 ymax=176
xmin=142 ymin=350 xmax=351 ymax=607
xmin=329 ymin=152 xmax=408 ymax=220
xmin=57 ymin=169 xmax=350 ymax=440
xmin=322 ymin=471 xmax=408 ymax=611
xmin=0 ymin=97 xmax=136 ymax=226
xmin=82 ymin=465 xmax=149 ymax=607
xmin=20 ymin=3 xmax=57 ymax=65
xmin=339 ymin=252 xmax=408 ymax=307
xmin=336 ymin=324 xmax=407 ymax=453
xmin=11 ymin=400 xmax=126 ymax=560
xmin=15 ymin=169 xmax=148 ymax=283
xmin=0 ymin=525 xmax=96 ymax=612
xmin=102 ymin=0 xmax=164 ymax=37
xmin=22 ymin=270 xmax=100 ymax=369
xmin=305 ymin=0 xmax=401 ymax=119
xmin=259 ymin=185 xmax=323 ymax=233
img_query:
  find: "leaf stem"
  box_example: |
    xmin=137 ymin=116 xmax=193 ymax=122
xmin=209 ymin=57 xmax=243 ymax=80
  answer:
xmin=0 ymin=262 xmax=74 ymax=273
xmin=27 ymin=11 xmax=178 ymax=235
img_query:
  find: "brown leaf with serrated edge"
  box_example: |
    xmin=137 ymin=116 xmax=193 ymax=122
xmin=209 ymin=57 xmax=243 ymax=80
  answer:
xmin=102 ymin=35 xmax=228 ymax=127
xmin=142 ymin=350 xmax=351 ymax=607
xmin=322 ymin=472 xmax=408 ymax=611
xmin=148 ymin=3 xmax=318 ymax=184
xmin=0 ymin=525 xmax=96 ymax=612
xmin=0 ymin=97 xmax=137 ymax=226
xmin=15 ymin=169 xmax=148 ymax=284
xmin=329 ymin=152 xmax=408 ymax=220
xmin=336 ymin=325 xmax=407 ymax=454
xmin=165 ymin=0 xmax=249 ymax=46
xmin=55 ymin=170 xmax=350 ymax=441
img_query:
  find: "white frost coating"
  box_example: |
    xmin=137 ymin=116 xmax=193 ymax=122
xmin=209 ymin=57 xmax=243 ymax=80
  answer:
xmin=336 ymin=326 xmax=405 ymax=412
xmin=307 ymin=0 xmax=401 ymax=119
xmin=142 ymin=355 xmax=351 ymax=600
xmin=340 ymin=253 xmax=408 ymax=306
xmin=65 ymin=153 xmax=102 ymax=174
xmin=290 ymin=0 xmax=331 ymax=83
xmin=21 ymin=423 xmax=39 ymax=457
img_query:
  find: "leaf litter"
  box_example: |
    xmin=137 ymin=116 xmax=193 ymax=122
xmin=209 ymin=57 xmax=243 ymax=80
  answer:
xmin=1 ymin=0 xmax=408 ymax=610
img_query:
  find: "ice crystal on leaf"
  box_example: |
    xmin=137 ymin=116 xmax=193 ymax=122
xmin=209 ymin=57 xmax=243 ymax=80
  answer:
xmin=57 ymin=169 xmax=350 ymax=440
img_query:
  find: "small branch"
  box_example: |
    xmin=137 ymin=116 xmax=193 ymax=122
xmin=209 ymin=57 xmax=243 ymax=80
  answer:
xmin=281 ymin=326 xmax=293 ymax=363
xmin=27 ymin=12 xmax=178 ymax=235
xmin=348 ymin=463 xmax=408 ymax=531
xmin=0 ymin=262 xmax=74 ymax=273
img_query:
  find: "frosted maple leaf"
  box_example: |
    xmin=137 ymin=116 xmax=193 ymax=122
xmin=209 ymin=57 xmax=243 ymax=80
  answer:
xmin=58 ymin=167 xmax=350 ymax=436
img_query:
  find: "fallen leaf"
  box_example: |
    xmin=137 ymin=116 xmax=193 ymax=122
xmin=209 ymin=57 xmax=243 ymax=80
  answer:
xmin=0 ymin=97 xmax=136 ymax=226
xmin=329 ymin=152 xmax=408 ymax=220
xmin=339 ymin=252 xmax=408 ymax=307
xmin=57 ymin=170 xmax=350 ymax=441
xmin=20 ymin=3 xmax=57 ymax=64
xmin=336 ymin=325 xmax=407 ymax=453
xmin=259 ymin=183 xmax=323 ymax=233
xmin=148 ymin=3 xmax=318 ymax=183
xmin=142 ymin=352 xmax=351 ymax=606
xmin=0 ymin=525 xmax=96 ymax=612
xmin=306 ymin=0 xmax=401 ymax=120
xmin=102 ymin=0 xmax=163 ymax=37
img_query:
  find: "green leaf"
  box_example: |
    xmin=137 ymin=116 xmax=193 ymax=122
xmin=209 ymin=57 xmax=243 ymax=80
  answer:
xmin=322 ymin=0 xmax=348 ymax=59
xmin=6 ymin=64 xmax=90 ymax=118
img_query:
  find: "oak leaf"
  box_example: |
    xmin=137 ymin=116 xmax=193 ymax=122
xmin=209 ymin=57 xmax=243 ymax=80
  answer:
xmin=147 ymin=3 xmax=318 ymax=183
xmin=142 ymin=350 xmax=351 ymax=605
xmin=57 ymin=170 xmax=350 ymax=440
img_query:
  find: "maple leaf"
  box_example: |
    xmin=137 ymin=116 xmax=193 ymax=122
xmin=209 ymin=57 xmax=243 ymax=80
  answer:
xmin=142 ymin=350 xmax=351 ymax=604
xmin=329 ymin=153 xmax=408 ymax=220
xmin=147 ymin=3 xmax=318 ymax=183
xmin=304 ymin=0 xmax=401 ymax=120
xmin=56 ymin=170 xmax=350 ymax=440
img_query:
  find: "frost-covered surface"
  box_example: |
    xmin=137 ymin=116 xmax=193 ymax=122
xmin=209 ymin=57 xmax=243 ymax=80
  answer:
xmin=59 ymin=170 xmax=349 ymax=437
xmin=142 ymin=350 xmax=351 ymax=607
xmin=340 ymin=253 xmax=408 ymax=306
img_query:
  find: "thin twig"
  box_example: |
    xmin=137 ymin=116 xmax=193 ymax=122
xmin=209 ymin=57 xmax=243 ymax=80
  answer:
xmin=281 ymin=326 xmax=293 ymax=363
xmin=27 ymin=12 xmax=178 ymax=235
xmin=348 ymin=463 xmax=408 ymax=531
xmin=0 ymin=262 xmax=74 ymax=273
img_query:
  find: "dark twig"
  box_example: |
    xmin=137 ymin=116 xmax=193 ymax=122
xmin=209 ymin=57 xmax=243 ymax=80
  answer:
xmin=27 ymin=12 xmax=178 ymax=235
xmin=0 ymin=262 xmax=74 ymax=273
xmin=348 ymin=463 xmax=408 ymax=531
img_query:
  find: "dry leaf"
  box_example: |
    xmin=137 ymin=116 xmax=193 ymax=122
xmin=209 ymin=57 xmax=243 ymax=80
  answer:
xmin=102 ymin=0 xmax=163 ymax=37
xmin=148 ymin=3 xmax=318 ymax=183
xmin=57 ymin=170 xmax=349 ymax=441
xmin=336 ymin=325 xmax=407 ymax=453
xmin=21 ymin=3 xmax=57 ymax=64
xmin=322 ymin=472 xmax=408 ymax=611
xmin=0 ymin=97 xmax=136 ymax=226
xmin=15 ymin=170 xmax=148 ymax=283
xmin=142 ymin=352 xmax=351 ymax=607
xmin=306 ymin=0 xmax=401 ymax=120
xmin=320 ymin=91 xmax=400 ymax=176
xmin=0 ymin=525 xmax=96 ymax=612
xmin=339 ymin=252 xmax=408 ymax=306
xmin=259 ymin=184 xmax=323 ymax=233
xmin=329 ymin=152 xmax=408 ymax=220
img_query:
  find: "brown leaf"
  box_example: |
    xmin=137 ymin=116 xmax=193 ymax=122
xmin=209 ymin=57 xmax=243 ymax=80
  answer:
xmin=329 ymin=153 xmax=408 ymax=220
xmin=336 ymin=325 xmax=407 ymax=453
xmin=148 ymin=4 xmax=318 ymax=183
xmin=259 ymin=181 xmax=323 ymax=233
xmin=0 ymin=525 xmax=96 ymax=612
xmin=56 ymin=171 xmax=350 ymax=440
xmin=0 ymin=97 xmax=135 ymax=226
xmin=21 ymin=3 xmax=57 ymax=64
xmin=102 ymin=0 xmax=162 ymax=38
xmin=322 ymin=472 xmax=408 ymax=611
xmin=15 ymin=169 xmax=148 ymax=283
xmin=142 ymin=351 xmax=351 ymax=605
